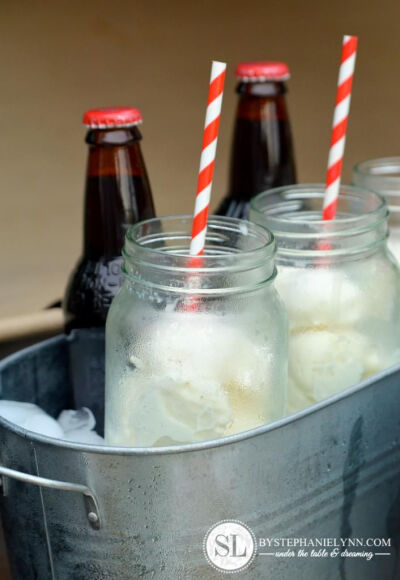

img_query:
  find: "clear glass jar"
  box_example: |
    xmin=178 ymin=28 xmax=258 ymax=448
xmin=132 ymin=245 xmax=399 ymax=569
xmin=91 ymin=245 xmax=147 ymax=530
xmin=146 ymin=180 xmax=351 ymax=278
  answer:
xmin=250 ymin=184 xmax=400 ymax=413
xmin=353 ymin=157 xmax=400 ymax=261
xmin=105 ymin=215 xmax=287 ymax=446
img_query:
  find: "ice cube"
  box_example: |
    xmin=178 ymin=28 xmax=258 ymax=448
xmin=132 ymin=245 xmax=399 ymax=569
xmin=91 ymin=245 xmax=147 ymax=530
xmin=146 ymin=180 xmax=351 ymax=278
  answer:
xmin=23 ymin=414 xmax=65 ymax=439
xmin=0 ymin=401 xmax=64 ymax=439
xmin=0 ymin=401 xmax=42 ymax=426
xmin=58 ymin=408 xmax=104 ymax=445
xmin=0 ymin=401 xmax=104 ymax=444
xmin=63 ymin=429 xmax=104 ymax=445
xmin=58 ymin=408 xmax=96 ymax=433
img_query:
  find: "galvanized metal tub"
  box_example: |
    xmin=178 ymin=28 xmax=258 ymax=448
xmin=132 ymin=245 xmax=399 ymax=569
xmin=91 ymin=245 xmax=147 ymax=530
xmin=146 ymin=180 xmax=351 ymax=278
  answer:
xmin=0 ymin=333 xmax=399 ymax=579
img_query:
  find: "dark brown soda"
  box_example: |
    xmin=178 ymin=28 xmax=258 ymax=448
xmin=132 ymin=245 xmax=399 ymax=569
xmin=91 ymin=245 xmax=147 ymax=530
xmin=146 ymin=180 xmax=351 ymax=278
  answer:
xmin=216 ymin=81 xmax=296 ymax=219
xmin=64 ymin=126 xmax=155 ymax=331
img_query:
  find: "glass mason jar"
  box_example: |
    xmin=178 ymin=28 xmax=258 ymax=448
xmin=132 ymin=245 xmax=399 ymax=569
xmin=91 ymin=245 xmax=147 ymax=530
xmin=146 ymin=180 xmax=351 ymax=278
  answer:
xmin=250 ymin=184 xmax=400 ymax=413
xmin=105 ymin=215 xmax=287 ymax=447
xmin=353 ymin=157 xmax=400 ymax=262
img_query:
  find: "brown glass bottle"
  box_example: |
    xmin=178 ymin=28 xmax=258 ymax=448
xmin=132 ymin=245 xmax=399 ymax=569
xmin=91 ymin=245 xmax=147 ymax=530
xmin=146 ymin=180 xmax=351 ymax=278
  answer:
xmin=216 ymin=61 xmax=296 ymax=219
xmin=64 ymin=107 xmax=155 ymax=332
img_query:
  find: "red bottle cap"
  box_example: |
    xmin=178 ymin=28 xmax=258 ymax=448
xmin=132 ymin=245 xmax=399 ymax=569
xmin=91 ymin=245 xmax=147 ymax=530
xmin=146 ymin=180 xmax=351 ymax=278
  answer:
xmin=235 ymin=62 xmax=290 ymax=82
xmin=83 ymin=107 xmax=143 ymax=128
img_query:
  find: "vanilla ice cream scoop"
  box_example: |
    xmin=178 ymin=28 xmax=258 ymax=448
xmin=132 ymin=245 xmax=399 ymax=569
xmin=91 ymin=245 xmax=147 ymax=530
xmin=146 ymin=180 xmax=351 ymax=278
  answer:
xmin=289 ymin=329 xmax=367 ymax=404
xmin=278 ymin=263 xmax=400 ymax=413
xmin=106 ymin=313 xmax=273 ymax=446
xmin=277 ymin=262 xmax=398 ymax=332
xmin=250 ymin=183 xmax=400 ymax=414
xmin=120 ymin=377 xmax=233 ymax=446
xmin=276 ymin=268 xmax=365 ymax=330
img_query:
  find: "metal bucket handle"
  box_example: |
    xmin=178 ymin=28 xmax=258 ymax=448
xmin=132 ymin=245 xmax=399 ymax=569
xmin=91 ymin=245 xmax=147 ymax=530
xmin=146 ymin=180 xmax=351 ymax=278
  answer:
xmin=0 ymin=465 xmax=100 ymax=530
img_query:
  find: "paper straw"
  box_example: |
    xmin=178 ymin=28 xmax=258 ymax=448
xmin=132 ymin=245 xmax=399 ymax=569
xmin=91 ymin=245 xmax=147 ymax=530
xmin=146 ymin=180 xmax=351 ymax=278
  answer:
xmin=322 ymin=35 xmax=358 ymax=220
xmin=190 ymin=60 xmax=226 ymax=256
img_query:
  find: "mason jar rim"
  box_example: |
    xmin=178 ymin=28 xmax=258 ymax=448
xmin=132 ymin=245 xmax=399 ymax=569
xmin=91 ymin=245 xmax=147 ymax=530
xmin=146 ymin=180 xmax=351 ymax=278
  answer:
xmin=249 ymin=184 xmax=389 ymax=260
xmin=353 ymin=157 xmax=400 ymax=185
xmin=124 ymin=214 xmax=276 ymax=272
xmin=250 ymin=183 xmax=387 ymax=235
xmin=353 ymin=158 xmax=400 ymax=210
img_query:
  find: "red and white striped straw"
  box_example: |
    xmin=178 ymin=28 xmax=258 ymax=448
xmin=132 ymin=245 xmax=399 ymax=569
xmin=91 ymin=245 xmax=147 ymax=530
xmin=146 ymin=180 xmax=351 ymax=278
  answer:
xmin=322 ymin=35 xmax=358 ymax=220
xmin=190 ymin=60 xmax=226 ymax=256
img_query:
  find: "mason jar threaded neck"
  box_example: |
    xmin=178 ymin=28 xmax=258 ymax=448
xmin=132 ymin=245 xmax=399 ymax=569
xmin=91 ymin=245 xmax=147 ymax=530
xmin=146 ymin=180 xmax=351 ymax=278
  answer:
xmin=122 ymin=215 xmax=277 ymax=294
xmin=249 ymin=184 xmax=388 ymax=262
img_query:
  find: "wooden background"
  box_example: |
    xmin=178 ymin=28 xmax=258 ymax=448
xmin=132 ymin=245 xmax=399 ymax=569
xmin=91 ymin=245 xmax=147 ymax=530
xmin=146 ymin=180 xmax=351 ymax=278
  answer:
xmin=0 ymin=0 xmax=399 ymax=320
xmin=0 ymin=1 xmax=399 ymax=573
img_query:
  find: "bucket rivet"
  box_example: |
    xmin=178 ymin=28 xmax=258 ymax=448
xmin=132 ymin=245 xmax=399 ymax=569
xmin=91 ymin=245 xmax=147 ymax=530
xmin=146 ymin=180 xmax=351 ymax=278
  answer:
xmin=88 ymin=512 xmax=99 ymax=524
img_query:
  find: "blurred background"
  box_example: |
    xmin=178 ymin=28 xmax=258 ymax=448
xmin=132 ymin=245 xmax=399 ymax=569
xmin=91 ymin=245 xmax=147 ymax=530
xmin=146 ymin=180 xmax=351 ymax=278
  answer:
xmin=0 ymin=2 xmax=398 ymax=574
xmin=0 ymin=0 xmax=399 ymax=319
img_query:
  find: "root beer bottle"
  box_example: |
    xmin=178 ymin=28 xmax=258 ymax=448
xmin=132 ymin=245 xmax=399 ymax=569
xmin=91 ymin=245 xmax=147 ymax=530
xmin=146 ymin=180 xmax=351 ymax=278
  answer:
xmin=64 ymin=107 xmax=155 ymax=332
xmin=216 ymin=62 xmax=296 ymax=219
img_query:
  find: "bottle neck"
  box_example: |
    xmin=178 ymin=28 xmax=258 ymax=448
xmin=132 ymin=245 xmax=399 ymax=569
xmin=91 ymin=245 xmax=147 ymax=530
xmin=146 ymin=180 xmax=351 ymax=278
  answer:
xmin=228 ymin=81 xmax=296 ymax=200
xmin=83 ymin=127 xmax=155 ymax=259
